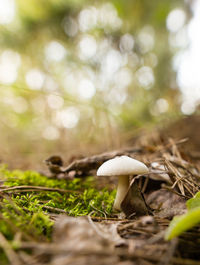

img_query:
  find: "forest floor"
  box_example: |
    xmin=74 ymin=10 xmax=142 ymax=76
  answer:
xmin=1 ymin=115 xmax=200 ymax=265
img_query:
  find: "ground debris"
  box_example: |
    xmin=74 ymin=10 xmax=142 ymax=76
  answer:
xmin=18 ymin=215 xmax=200 ymax=265
xmin=39 ymin=136 xmax=200 ymax=264
xmin=3 ymin=128 xmax=200 ymax=264
xmin=26 ymin=216 xmax=127 ymax=265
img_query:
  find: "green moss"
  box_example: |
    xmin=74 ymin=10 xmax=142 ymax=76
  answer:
xmin=0 ymin=165 xmax=116 ymax=243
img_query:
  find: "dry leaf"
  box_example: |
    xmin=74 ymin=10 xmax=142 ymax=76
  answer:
xmin=121 ymin=179 xmax=150 ymax=218
xmin=47 ymin=216 xmax=126 ymax=265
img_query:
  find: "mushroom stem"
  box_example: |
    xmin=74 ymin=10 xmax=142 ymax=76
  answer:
xmin=113 ymin=175 xmax=129 ymax=211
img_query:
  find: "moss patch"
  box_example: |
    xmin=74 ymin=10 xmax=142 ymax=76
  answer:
xmin=0 ymin=165 xmax=116 ymax=242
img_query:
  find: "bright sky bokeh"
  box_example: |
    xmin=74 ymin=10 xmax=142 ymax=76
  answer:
xmin=0 ymin=0 xmax=15 ymax=24
xmin=0 ymin=0 xmax=200 ymax=143
xmin=176 ymin=0 xmax=200 ymax=114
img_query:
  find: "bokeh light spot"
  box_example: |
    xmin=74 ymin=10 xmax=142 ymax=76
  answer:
xmin=63 ymin=17 xmax=78 ymax=37
xmin=78 ymin=7 xmax=98 ymax=32
xmin=138 ymin=26 xmax=155 ymax=53
xmin=181 ymin=100 xmax=196 ymax=115
xmin=78 ymin=79 xmax=96 ymax=99
xmin=0 ymin=50 xmax=20 ymax=84
xmin=47 ymin=94 xmax=64 ymax=109
xmin=98 ymin=3 xmax=122 ymax=31
xmin=45 ymin=41 xmax=66 ymax=62
xmin=156 ymin=98 xmax=169 ymax=113
xmin=42 ymin=126 xmax=60 ymax=140
xmin=166 ymin=9 xmax=186 ymax=33
xmin=78 ymin=35 xmax=97 ymax=59
xmin=56 ymin=107 xmax=80 ymax=128
xmin=103 ymin=49 xmax=122 ymax=75
xmin=26 ymin=69 xmax=45 ymax=90
xmin=114 ymin=68 xmax=132 ymax=88
xmin=120 ymin=34 xmax=134 ymax=53
xmin=137 ymin=66 xmax=154 ymax=89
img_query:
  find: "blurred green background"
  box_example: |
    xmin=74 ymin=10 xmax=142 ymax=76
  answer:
xmin=0 ymin=0 xmax=196 ymax=168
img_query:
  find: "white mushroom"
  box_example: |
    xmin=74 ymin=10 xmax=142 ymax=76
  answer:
xmin=97 ymin=155 xmax=148 ymax=211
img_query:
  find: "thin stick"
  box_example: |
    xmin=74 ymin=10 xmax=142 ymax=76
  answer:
xmin=0 ymin=185 xmax=82 ymax=194
xmin=89 ymin=216 xmax=129 ymax=222
xmin=162 ymin=186 xmax=190 ymax=199
xmin=40 ymin=205 xmax=68 ymax=214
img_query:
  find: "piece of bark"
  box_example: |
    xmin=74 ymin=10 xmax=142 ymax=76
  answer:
xmin=64 ymin=148 xmax=142 ymax=173
xmin=45 ymin=148 xmax=142 ymax=178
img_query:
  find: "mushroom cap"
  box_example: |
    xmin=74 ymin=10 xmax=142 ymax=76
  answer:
xmin=97 ymin=155 xmax=148 ymax=176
